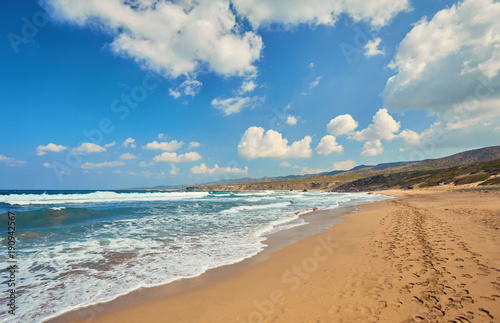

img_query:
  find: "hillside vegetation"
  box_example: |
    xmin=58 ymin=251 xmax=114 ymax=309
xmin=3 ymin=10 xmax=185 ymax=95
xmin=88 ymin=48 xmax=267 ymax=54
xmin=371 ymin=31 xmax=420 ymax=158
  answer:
xmin=200 ymin=146 xmax=500 ymax=192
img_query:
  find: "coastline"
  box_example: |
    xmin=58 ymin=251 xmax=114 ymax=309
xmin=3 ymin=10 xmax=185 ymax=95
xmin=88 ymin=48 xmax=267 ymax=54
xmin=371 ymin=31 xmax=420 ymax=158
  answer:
xmin=45 ymin=198 xmax=366 ymax=323
xmin=49 ymin=189 xmax=500 ymax=322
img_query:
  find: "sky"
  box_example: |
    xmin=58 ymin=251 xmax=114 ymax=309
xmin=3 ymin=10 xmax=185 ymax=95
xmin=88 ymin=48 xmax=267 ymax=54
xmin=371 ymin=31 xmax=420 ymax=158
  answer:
xmin=0 ymin=0 xmax=499 ymax=190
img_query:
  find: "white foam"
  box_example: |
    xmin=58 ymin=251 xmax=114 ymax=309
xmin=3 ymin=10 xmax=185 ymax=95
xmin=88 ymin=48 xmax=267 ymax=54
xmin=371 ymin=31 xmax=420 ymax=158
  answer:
xmin=1 ymin=191 xmax=394 ymax=323
xmin=0 ymin=191 xmax=209 ymax=205
xmin=221 ymin=201 xmax=291 ymax=214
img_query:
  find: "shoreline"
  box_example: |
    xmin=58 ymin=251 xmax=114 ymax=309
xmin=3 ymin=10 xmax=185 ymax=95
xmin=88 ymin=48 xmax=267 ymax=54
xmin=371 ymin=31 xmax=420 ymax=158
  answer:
xmin=45 ymin=198 xmax=369 ymax=323
xmin=48 ymin=189 xmax=500 ymax=322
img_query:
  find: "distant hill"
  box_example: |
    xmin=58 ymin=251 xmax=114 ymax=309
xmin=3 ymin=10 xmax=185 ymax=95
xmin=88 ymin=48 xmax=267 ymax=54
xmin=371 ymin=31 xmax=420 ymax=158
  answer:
xmin=200 ymin=145 xmax=500 ymax=191
xmin=399 ymin=146 xmax=500 ymax=170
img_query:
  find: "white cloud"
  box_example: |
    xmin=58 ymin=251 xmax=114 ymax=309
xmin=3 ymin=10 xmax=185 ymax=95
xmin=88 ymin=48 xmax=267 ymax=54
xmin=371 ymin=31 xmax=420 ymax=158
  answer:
xmin=36 ymin=143 xmax=67 ymax=156
xmin=113 ymin=170 xmax=122 ymax=174
xmin=143 ymin=140 xmax=184 ymax=151
xmin=157 ymin=133 xmax=167 ymax=140
xmin=239 ymin=80 xmax=257 ymax=94
xmin=364 ymin=37 xmax=385 ymax=57
xmin=350 ymin=108 xmax=400 ymax=141
xmin=309 ymin=62 xmax=315 ymax=69
xmin=301 ymin=76 xmax=323 ymax=95
xmin=327 ymin=114 xmax=358 ymax=136
xmin=75 ymin=142 xmax=106 ymax=153
xmin=361 ymin=140 xmax=384 ymax=156
xmin=153 ymin=151 xmax=202 ymax=162
xmin=286 ymin=115 xmax=298 ymax=125
xmin=316 ymin=135 xmax=343 ymax=155
xmin=238 ymin=126 xmax=312 ymax=159
xmin=80 ymin=161 xmax=125 ymax=169
xmin=119 ymin=152 xmax=137 ymax=160
xmin=279 ymin=161 xmax=292 ymax=167
xmin=309 ymin=76 xmax=322 ymax=89
xmin=397 ymin=122 xmax=442 ymax=151
xmin=170 ymin=164 xmax=180 ymax=176
xmin=128 ymin=170 xmax=166 ymax=178
xmin=43 ymin=162 xmax=51 ymax=168
xmin=104 ymin=142 xmax=117 ymax=148
xmin=121 ymin=137 xmax=136 ymax=148
xmin=212 ymin=96 xmax=264 ymax=115
xmin=191 ymin=163 xmax=248 ymax=175
xmin=188 ymin=141 xmax=201 ymax=149
xmin=44 ymin=0 xmax=263 ymax=78
xmin=298 ymin=167 xmax=328 ymax=175
xmin=139 ymin=161 xmax=154 ymax=167
xmin=383 ymin=0 xmax=500 ymax=133
xmin=0 ymin=155 xmax=26 ymax=167
xmin=169 ymin=79 xmax=202 ymax=99
xmin=231 ymin=0 xmax=410 ymax=28
xmin=332 ymin=160 xmax=357 ymax=171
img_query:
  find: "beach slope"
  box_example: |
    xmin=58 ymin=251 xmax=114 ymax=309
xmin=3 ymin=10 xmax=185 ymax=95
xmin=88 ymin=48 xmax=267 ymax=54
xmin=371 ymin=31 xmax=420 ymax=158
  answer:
xmin=65 ymin=190 xmax=500 ymax=322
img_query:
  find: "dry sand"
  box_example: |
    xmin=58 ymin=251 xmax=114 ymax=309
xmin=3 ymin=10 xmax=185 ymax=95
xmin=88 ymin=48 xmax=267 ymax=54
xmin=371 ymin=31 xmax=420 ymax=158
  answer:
xmin=61 ymin=190 xmax=500 ymax=323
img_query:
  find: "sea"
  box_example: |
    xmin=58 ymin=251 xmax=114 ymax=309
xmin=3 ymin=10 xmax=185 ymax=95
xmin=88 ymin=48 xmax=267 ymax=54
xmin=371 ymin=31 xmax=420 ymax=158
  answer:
xmin=0 ymin=190 xmax=392 ymax=322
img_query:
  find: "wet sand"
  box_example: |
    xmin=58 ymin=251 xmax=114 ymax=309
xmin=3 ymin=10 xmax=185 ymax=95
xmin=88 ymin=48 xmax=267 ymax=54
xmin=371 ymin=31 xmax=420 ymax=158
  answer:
xmin=52 ymin=190 xmax=500 ymax=322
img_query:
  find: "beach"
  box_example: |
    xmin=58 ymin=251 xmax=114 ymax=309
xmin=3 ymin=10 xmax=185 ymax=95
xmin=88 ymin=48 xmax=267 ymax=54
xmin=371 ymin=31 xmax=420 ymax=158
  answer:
xmin=52 ymin=189 xmax=500 ymax=323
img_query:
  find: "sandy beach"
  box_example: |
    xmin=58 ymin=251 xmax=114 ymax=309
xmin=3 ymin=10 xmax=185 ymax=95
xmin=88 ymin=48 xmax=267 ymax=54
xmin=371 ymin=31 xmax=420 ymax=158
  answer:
xmin=56 ymin=189 xmax=500 ymax=322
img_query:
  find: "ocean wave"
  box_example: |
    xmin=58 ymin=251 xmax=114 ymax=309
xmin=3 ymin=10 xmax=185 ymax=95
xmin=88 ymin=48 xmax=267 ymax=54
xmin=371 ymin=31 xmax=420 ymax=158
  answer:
xmin=0 ymin=191 xmax=210 ymax=205
xmin=221 ymin=201 xmax=291 ymax=214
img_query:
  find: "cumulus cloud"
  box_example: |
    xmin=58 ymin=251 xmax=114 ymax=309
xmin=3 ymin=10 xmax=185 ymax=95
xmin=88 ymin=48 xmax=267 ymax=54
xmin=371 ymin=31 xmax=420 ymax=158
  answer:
xmin=43 ymin=162 xmax=51 ymax=168
xmin=139 ymin=161 xmax=154 ymax=167
xmin=153 ymin=151 xmax=202 ymax=162
xmin=397 ymin=122 xmax=444 ymax=151
xmin=279 ymin=161 xmax=292 ymax=167
xmin=74 ymin=143 xmax=106 ymax=153
xmin=231 ymin=0 xmax=410 ymax=28
xmin=157 ymin=133 xmax=167 ymax=140
xmin=298 ymin=167 xmax=328 ymax=175
xmin=238 ymin=126 xmax=312 ymax=159
xmin=43 ymin=0 xmax=263 ymax=78
xmin=170 ymin=164 xmax=180 ymax=176
xmin=119 ymin=152 xmax=137 ymax=160
xmin=286 ymin=115 xmax=298 ymax=125
xmin=212 ymin=95 xmax=264 ymax=115
xmin=350 ymin=108 xmax=400 ymax=141
xmin=364 ymin=37 xmax=385 ymax=57
xmin=104 ymin=142 xmax=117 ymax=148
xmin=361 ymin=140 xmax=384 ymax=156
xmin=121 ymin=137 xmax=136 ymax=148
xmin=383 ymin=0 xmax=500 ymax=133
xmin=0 ymin=155 xmax=26 ymax=167
xmin=327 ymin=114 xmax=358 ymax=136
xmin=80 ymin=161 xmax=125 ymax=169
xmin=169 ymin=79 xmax=203 ymax=99
xmin=316 ymin=135 xmax=343 ymax=155
xmin=143 ymin=140 xmax=184 ymax=151
xmin=332 ymin=160 xmax=357 ymax=171
xmin=188 ymin=141 xmax=201 ymax=149
xmin=239 ymin=80 xmax=257 ymax=94
xmin=36 ymin=143 xmax=67 ymax=156
xmin=190 ymin=163 xmax=248 ymax=175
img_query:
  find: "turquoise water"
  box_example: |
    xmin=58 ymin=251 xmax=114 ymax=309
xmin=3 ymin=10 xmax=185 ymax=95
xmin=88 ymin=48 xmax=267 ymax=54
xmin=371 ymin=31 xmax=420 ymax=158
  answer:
xmin=0 ymin=190 xmax=391 ymax=322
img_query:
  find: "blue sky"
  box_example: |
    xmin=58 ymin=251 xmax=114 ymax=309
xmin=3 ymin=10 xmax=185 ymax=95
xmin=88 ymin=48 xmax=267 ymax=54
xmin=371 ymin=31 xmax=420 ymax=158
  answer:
xmin=1 ymin=0 xmax=499 ymax=189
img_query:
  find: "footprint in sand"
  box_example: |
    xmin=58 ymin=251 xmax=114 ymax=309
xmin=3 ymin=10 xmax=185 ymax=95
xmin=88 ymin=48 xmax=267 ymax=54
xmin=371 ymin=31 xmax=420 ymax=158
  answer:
xmin=480 ymin=295 xmax=499 ymax=301
xmin=478 ymin=307 xmax=494 ymax=319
